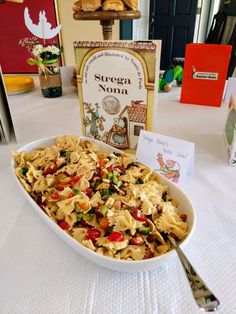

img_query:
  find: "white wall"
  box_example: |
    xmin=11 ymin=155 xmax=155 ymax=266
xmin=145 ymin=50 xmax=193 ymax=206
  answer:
xmin=57 ymin=0 xmax=119 ymax=66
xmin=132 ymin=0 xmax=150 ymax=40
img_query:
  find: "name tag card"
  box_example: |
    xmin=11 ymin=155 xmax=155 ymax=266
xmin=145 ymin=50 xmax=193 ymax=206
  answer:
xmin=136 ymin=130 xmax=195 ymax=187
xmin=224 ymin=77 xmax=236 ymax=106
xmin=224 ymin=96 xmax=236 ymax=166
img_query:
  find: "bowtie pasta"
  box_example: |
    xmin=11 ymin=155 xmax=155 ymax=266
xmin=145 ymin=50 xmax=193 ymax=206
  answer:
xmin=13 ymin=135 xmax=188 ymax=261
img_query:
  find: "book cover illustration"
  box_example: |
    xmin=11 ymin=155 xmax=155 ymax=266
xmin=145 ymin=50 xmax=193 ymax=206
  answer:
xmin=74 ymin=40 xmax=161 ymax=152
xmin=156 ymin=153 xmax=180 ymax=183
xmin=180 ymin=44 xmax=232 ymax=107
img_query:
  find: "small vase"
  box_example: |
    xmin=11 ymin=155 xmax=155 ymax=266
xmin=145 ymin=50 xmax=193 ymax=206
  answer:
xmin=38 ymin=61 xmax=62 ymax=98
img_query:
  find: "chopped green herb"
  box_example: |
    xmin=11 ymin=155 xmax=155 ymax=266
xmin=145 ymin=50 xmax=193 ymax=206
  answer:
xmin=100 ymin=205 xmax=108 ymax=217
xmin=72 ymin=189 xmax=80 ymax=194
xmin=116 ymin=180 xmax=123 ymax=187
xmin=77 ymin=212 xmax=93 ymax=220
xmin=104 ymin=226 xmax=113 ymax=236
xmin=136 ymin=178 xmax=144 ymax=184
xmin=61 ymin=151 xmax=71 ymax=158
xmin=112 ymin=175 xmax=119 ymax=185
xmin=20 ymin=167 xmax=29 ymax=175
xmin=108 ymin=172 xmax=113 ymax=180
xmin=113 ymin=170 xmax=119 ymax=177
xmin=138 ymin=227 xmax=151 ymax=235
xmin=100 ymin=189 xmax=111 ymax=197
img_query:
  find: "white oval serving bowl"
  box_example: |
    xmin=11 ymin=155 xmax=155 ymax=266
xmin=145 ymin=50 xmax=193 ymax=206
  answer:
xmin=11 ymin=136 xmax=196 ymax=272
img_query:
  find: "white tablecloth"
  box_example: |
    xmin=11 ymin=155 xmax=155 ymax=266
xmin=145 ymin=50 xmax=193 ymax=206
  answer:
xmin=1 ymin=81 xmax=235 ymax=314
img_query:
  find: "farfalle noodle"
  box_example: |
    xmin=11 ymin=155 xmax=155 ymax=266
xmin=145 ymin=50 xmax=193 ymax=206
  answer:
xmin=13 ymin=135 xmax=189 ymax=261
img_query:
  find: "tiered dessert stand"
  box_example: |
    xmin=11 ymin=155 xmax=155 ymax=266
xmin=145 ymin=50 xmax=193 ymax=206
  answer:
xmin=73 ymin=10 xmax=141 ymax=40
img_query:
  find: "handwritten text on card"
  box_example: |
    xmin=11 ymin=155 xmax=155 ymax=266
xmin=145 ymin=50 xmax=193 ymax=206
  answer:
xmin=137 ymin=131 xmax=195 ymax=187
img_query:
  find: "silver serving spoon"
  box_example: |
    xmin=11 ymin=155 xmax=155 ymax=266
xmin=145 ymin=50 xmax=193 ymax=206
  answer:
xmin=168 ymin=235 xmax=220 ymax=312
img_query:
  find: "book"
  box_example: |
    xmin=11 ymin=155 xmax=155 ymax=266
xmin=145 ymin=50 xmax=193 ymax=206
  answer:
xmin=73 ymin=40 xmax=161 ymax=152
xmin=180 ymin=43 xmax=232 ymax=107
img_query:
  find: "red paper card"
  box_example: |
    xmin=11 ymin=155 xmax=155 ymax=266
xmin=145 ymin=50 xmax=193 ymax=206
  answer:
xmin=180 ymin=44 xmax=232 ymax=107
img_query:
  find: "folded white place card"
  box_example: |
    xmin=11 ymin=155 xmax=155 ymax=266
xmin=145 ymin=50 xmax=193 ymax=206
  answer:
xmin=224 ymin=77 xmax=236 ymax=106
xmin=136 ymin=130 xmax=195 ymax=187
xmin=224 ymin=96 xmax=236 ymax=166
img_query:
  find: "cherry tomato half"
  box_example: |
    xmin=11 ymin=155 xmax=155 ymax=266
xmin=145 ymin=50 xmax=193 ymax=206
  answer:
xmin=108 ymin=231 xmax=124 ymax=242
xmin=55 ymin=183 xmax=66 ymax=191
xmin=50 ymin=192 xmax=60 ymax=200
xmin=84 ymin=187 xmax=93 ymax=197
xmin=132 ymin=209 xmax=147 ymax=222
xmin=86 ymin=228 xmax=101 ymax=242
xmin=58 ymin=220 xmax=70 ymax=230
xmin=71 ymin=175 xmax=80 ymax=187
xmin=44 ymin=163 xmax=58 ymax=175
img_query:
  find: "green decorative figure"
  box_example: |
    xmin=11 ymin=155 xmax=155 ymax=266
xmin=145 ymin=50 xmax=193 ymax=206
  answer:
xmin=159 ymin=65 xmax=184 ymax=92
xmin=173 ymin=65 xmax=183 ymax=85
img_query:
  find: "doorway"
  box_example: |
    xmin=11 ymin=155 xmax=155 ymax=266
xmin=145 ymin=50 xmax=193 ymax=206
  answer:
xmin=127 ymin=0 xmax=221 ymax=69
xmin=149 ymin=0 xmax=198 ymax=69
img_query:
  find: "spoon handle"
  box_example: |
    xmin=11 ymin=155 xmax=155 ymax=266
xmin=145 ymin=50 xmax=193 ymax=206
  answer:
xmin=168 ymin=235 xmax=220 ymax=312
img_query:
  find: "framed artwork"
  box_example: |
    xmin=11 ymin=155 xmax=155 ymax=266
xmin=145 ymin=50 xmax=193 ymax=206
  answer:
xmin=0 ymin=0 xmax=62 ymax=74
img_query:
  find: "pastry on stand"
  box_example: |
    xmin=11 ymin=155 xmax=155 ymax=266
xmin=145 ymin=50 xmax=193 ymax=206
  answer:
xmin=73 ymin=0 xmax=141 ymax=40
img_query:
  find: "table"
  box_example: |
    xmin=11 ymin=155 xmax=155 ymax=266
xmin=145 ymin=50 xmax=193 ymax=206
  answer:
xmin=1 ymin=81 xmax=235 ymax=314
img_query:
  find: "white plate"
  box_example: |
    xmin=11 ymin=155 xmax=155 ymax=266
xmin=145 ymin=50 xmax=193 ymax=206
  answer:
xmin=11 ymin=136 xmax=196 ymax=272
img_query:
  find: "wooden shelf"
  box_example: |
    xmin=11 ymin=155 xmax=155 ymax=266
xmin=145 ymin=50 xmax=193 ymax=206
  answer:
xmin=73 ymin=10 xmax=141 ymax=21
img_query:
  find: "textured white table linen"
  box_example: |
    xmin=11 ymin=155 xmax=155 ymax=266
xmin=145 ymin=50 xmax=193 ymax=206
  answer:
xmin=0 ymin=82 xmax=235 ymax=314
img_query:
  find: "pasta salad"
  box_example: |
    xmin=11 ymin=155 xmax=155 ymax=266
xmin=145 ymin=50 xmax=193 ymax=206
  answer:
xmin=13 ymin=135 xmax=188 ymax=261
